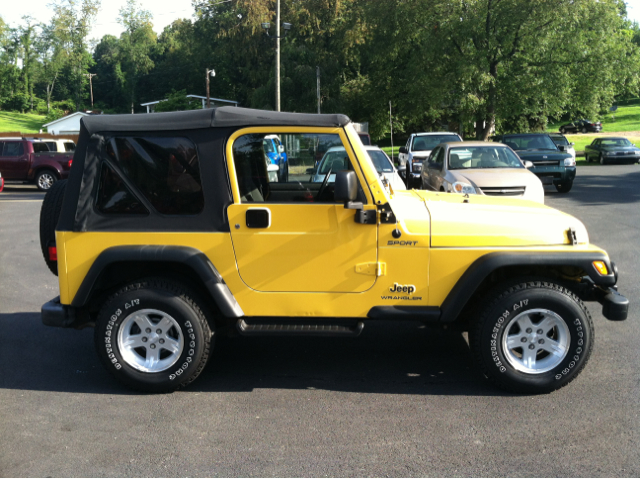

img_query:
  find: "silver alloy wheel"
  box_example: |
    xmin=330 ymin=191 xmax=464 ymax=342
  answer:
xmin=37 ymin=172 xmax=55 ymax=190
xmin=501 ymin=308 xmax=570 ymax=374
xmin=117 ymin=309 xmax=184 ymax=373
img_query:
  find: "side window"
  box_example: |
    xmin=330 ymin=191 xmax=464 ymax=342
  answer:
xmin=64 ymin=142 xmax=76 ymax=152
xmin=95 ymin=162 xmax=149 ymax=215
xmin=3 ymin=142 xmax=24 ymax=157
xmin=232 ymin=132 xmax=354 ymax=203
xmin=45 ymin=142 xmax=57 ymax=151
xmin=104 ymin=136 xmax=204 ymax=215
xmin=33 ymin=142 xmax=50 ymax=153
xmin=0 ymin=142 xmax=4 ymax=155
xmin=433 ymin=148 xmax=445 ymax=167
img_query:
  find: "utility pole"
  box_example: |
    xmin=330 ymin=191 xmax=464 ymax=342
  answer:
xmin=206 ymin=68 xmax=215 ymax=108
xmin=276 ymin=0 xmax=281 ymax=111
xmin=316 ymin=66 xmax=321 ymax=114
xmin=84 ymin=73 xmax=97 ymax=108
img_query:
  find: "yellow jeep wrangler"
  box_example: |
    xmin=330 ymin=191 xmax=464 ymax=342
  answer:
xmin=40 ymin=107 xmax=628 ymax=394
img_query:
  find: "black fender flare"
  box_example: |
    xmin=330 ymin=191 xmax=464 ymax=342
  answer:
xmin=438 ymin=251 xmax=616 ymax=323
xmin=71 ymin=245 xmax=244 ymax=318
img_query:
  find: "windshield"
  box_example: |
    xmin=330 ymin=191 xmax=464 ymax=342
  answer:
xmin=601 ymin=138 xmax=632 ymax=147
xmin=503 ymin=135 xmax=557 ymax=151
xmin=318 ymin=150 xmax=349 ymax=174
xmin=449 ymin=146 xmax=523 ymax=169
xmin=367 ymin=150 xmax=394 ymax=173
xmin=549 ymin=136 xmax=569 ymax=146
xmin=412 ymin=134 xmax=461 ymax=151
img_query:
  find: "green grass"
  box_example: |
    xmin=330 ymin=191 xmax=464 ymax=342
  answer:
xmin=548 ymin=100 xmax=640 ymax=133
xmin=0 ymin=111 xmax=46 ymax=133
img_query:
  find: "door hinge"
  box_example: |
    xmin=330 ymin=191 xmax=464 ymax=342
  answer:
xmin=355 ymin=262 xmax=386 ymax=276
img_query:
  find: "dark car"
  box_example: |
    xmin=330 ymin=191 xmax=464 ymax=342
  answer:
xmin=494 ymin=133 xmax=576 ymax=193
xmin=584 ymin=137 xmax=640 ymax=165
xmin=559 ymin=119 xmax=602 ymax=134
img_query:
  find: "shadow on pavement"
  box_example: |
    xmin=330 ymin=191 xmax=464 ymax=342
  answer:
xmin=0 ymin=184 xmax=46 ymax=201
xmin=0 ymin=312 xmax=506 ymax=397
xmin=545 ymin=167 xmax=640 ymax=206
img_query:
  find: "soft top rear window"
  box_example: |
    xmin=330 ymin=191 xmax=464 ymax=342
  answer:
xmin=104 ymin=136 xmax=204 ymax=215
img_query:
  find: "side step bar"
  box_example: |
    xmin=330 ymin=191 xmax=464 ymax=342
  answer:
xmin=236 ymin=319 xmax=364 ymax=337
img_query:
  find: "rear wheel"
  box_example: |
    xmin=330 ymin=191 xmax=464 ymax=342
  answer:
xmin=39 ymin=179 xmax=67 ymax=275
xmin=94 ymin=278 xmax=213 ymax=393
xmin=584 ymin=153 xmax=589 ymax=162
xmin=470 ymin=280 xmax=594 ymax=394
xmin=35 ymin=169 xmax=57 ymax=191
xmin=555 ymin=181 xmax=572 ymax=193
xmin=581 ymin=127 xmax=587 ymax=134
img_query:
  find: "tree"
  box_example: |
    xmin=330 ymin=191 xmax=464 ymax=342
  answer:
xmin=364 ymin=0 xmax=640 ymax=139
xmin=50 ymin=0 xmax=101 ymax=111
xmin=117 ymin=0 xmax=159 ymax=113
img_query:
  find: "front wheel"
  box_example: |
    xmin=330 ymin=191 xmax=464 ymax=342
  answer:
xmin=599 ymin=154 xmax=606 ymax=165
xmin=94 ymin=278 xmax=213 ymax=392
xmin=581 ymin=127 xmax=587 ymax=133
xmin=555 ymin=181 xmax=573 ymax=193
xmin=560 ymin=128 xmax=566 ymax=134
xmin=470 ymin=280 xmax=593 ymax=394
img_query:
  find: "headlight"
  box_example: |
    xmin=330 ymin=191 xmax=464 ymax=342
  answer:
xmin=564 ymin=158 xmax=576 ymax=167
xmin=412 ymin=161 xmax=422 ymax=171
xmin=450 ymin=181 xmax=476 ymax=194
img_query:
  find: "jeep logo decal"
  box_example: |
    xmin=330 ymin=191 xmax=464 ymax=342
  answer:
xmin=389 ymin=283 xmax=416 ymax=294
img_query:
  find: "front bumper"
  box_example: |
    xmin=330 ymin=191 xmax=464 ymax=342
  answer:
xmin=597 ymin=287 xmax=629 ymax=321
xmin=530 ymin=165 xmax=576 ymax=185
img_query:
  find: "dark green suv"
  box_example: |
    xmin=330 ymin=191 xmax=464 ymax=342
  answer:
xmin=494 ymin=133 xmax=577 ymax=193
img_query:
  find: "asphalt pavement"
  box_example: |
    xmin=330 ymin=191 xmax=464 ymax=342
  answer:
xmin=0 ymin=169 xmax=638 ymax=477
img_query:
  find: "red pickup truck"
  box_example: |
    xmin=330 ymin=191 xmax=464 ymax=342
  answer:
xmin=0 ymin=138 xmax=74 ymax=191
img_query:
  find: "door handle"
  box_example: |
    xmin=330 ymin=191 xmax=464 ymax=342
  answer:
xmin=246 ymin=208 xmax=271 ymax=228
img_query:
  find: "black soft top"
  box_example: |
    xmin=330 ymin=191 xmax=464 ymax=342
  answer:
xmin=81 ymin=107 xmax=351 ymax=134
xmin=59 ymin=107 xmax=352 ymax=234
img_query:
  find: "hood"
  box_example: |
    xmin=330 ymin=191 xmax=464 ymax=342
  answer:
xmin=516 ymin=150 xmax=571 ymax=162
xmin=392 ymin=190 xmax=588 ymax=248
xmin=452 ymin=168 xmax=539 ymax=188
xmin=601 ymin=146 xmax=640 ymax=152
xmin=411 ymin=151 xmax=432 ymax=160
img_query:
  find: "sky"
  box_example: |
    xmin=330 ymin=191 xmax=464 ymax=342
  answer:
xmin=0 ymin=0 xmax=196 ymax=42
xmin=2 ymin=0 xmax=640 ymax=42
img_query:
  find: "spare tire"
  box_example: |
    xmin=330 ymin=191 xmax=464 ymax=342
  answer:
xmin=39 ymin=179 xmax=67 ymax=275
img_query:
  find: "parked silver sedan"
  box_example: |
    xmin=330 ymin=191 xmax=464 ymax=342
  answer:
xmin=420 ymin=142 xmax=544 ymax=203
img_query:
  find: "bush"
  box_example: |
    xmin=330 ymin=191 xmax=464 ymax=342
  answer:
xmin=44 ymin=108 xmax=65 ymax=124
xmin=154 ymin=89 xmax=201 ymax=113
xmin=2 ymin=93 xmax=30 ymax=112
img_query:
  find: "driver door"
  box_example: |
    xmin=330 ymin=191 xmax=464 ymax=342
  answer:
xmin=226 ymin=128 xmax=379 ymax=293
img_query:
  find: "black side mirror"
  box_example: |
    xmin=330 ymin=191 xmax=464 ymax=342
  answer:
xmin=399 ymin=147 xmax=408 ymax=154
xmin=335 ymin=170 xmax=364 ymax=211
xmin=335 ymin=170 xmax=357 ymax=202
xmin=558 ymin=145 xmax=567 ymax=152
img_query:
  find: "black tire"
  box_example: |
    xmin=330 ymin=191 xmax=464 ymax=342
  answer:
xmin=39 ymin=179 xmax=67 ymax=275
xmin=555 ymin=181 xmax=572 ymax=193
xmin=599 ymin=154 xmax=606 ymax=165
xmin=470 ymin=280 xmax=594 ymax=394
xmin=94 ymin=278 xmax=213 ymax=393
xmin=584 ymin=153 xmax=589 ymax=163
xmin=560 ymin=128 xmax=566 ymax=134
xmin=581 ymin=127 xmax=587 ymax=134
xmin=35 ymin=169 xmax=58 ymax=191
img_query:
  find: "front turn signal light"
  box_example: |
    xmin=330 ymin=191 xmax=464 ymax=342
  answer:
xmin=593 ymin=261 xmax=608 ymax=275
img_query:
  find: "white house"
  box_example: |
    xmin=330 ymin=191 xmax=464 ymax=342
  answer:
xmin=141 ymin=95 xmax=239 ymax=113
xmin=42 ymin=111 xmax=91 ymax=135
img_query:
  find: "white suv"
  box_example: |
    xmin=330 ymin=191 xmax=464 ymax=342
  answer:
xmin=398 ymin=132 xmax=462 ymax=187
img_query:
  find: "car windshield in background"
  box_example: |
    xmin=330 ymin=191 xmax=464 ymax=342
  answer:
xmin=549 ymin=135 xmax=569 ymax=146
xmin=412 ymin=135 xmax=461 ymax=151
xmin=503 ymin=135 xmax=557 ymax=151
xmin=601 ymin=138 xmax=632 ymax=147
xmin=367 ymin=150 xmax=394 ymax=173
xmin=318 ymin=150 xmax=348 ymax=174
xmin=449 ymin=147 xmax=523 ymax=170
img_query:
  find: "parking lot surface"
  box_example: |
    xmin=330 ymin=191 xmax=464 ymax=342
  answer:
xmin=1 ymin=167 xmax=638 ymax=477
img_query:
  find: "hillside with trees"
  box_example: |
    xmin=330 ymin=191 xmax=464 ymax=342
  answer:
xmin=1 ymin=0 xmax=639 ymax=139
